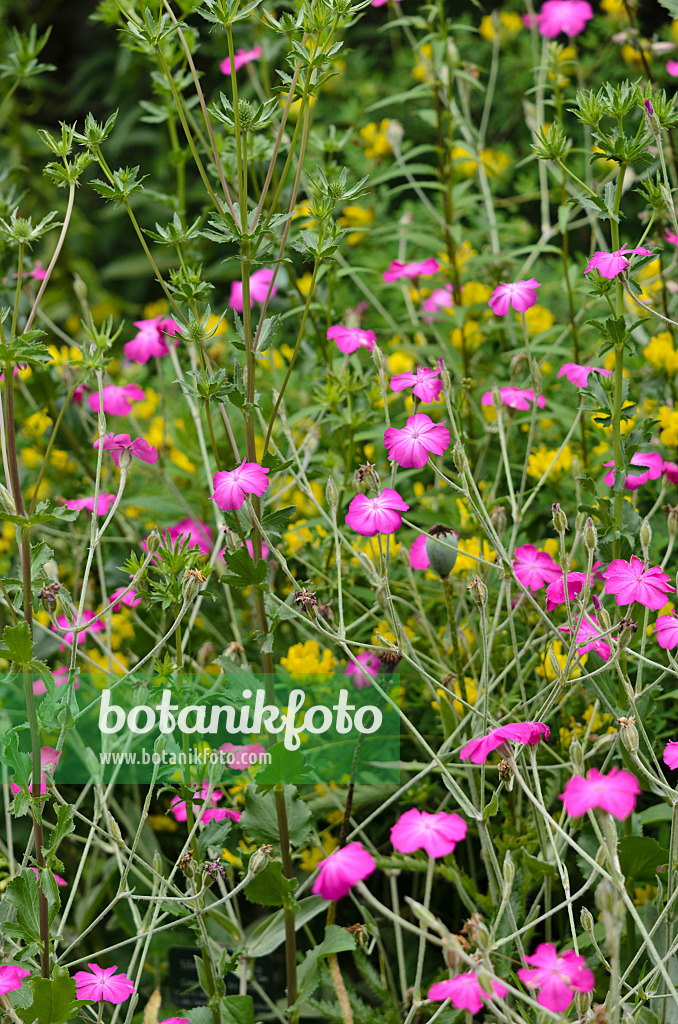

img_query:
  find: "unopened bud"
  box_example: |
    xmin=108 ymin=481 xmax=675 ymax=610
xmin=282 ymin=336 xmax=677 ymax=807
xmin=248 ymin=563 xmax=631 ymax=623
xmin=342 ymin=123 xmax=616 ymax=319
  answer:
xmin=426 ymin=526 xmax=458 ymax=578
xmin=405 ymin=896 xmax=444 ymax=933
xmin=618 ymin=715 xmax=639 ymax=756
xmin=503 ymin=850 xmax=515 ymax=890
xmin=146 ymin=527 xmax=162 ymax=554
xmin=549 ymin=646 xmax=563 ymax=680
xmin=584 ymin=516 xmax=598 ymax=553
xmin=452 ymin=441 xmax=469 ymax=476
xmin=371 ymin=344 xmax=383 ymax=371
xmin=490 ymin=505 xmax=507 ymax=534
xmin=153 ymin=849 xmax=162 ymax=875
xmin=249 ymin=844 xmax=273 ymax=876
xmin=438 ymin=358 xmax=452 ymax=396
xmin=118 ymin=447 xmax=133 ymax=472
xmin=182 ymin=568 xmax=206 ymax=602
xmin=552 ymin=503 xmax=568 ymax=535
xmin=443 ymin=935 xmax=467 ymax=972
xmin=197 ymin=641 xmax=216 ymax=668
xmin=640 ymin=517 xmax=652 ymax=556
xmin=222 ymin=527 xmax=241 ymax=554
xmin=476 ymin=967 xmax=496 ymax=994
xmin=597 ymin=604 xmax=611 ymax=632
xmin=665 ymin=504 xmax=678 ymax=537
xmin=326 ymin=475 xmax=338 ymax=511
xmin=617 ymin=618 xmax=637 ymax=651
xmin=580 ymin=906 xmax=595 ymax=935
xmin=468 ymin=575 xmax=487 ymax=609
xmin=73 ymin=273 xmax=88 ymax=309
xmin=644 ymin=98 xmax=661 ymax=139
xmin=569 ymin=734 xmax=585 ymax=775
xmin=0 ymin=483 xmax=15 ymax=514
xmin=575 ymin=990 xmax=593 ymax=1017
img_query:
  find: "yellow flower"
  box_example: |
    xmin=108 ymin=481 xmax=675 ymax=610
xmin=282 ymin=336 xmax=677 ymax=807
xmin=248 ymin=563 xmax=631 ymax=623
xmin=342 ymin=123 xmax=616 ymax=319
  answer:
xmin=24 ymin=409 xmax=52 ymax=439
xmin=560 ymin=705 xmax=617 ymax=747
xmin=0 ymin=521 xmax=15 ymax=554
xmin=387 ymin=351 xmax=415 ymax=375
xmin=634 ymin=884 xmax=657 ymax=907
xmin=527 ymin=444 xmax=573 ymax=480
xmin=479 ymin=10 xmax=523 ymax=40
xmin=644 ymin=332 xmax=678 ymax=375
xmin=281 ymin=640 xmax=337 ymax=678
xmin=522 ymin=304 xmax=555 ymax=335
xmin=87 ymin=647 xmax=129 ymax=683
xmin=22 ymin=447 xmax=42 ymax=469
xmin=621 ymin=44 xmax=649 ymax=69
xmin=601 ymin=0 xmax=627 ymax=15
xmin=412 ymin=42 xmax=434 ymax=82
xmin=433 ymin=677 xmax=478 ymax=716
xmin=170 ymin=448 xmax=195 ymax=473
xmin=452 ymin=537 xmax=495 ymax=573
xmin=537 ymin=641 xmax=587 ymax=682
xmin=450 ymin=320 xmax=482 ymax=351
xmin=360 ymin=120 xmax=393 ymax=160
xmin=659 ymin=406 xmax=678 ymax=446
xmin=372 ymin=618 xmax=415 ymax=646
xmin=461 ymin=281 xmax=492 ymax=306
xmin=299 ymin=831 xmax=338 ymax=872
xmin=297 ymin=272 xmax=314 ymax=297
xmin=451 ymin=145 xmax=479 ymax=177
xmin=135 ymin=387 xmax=161 ymax=420
xmin=145 ymin=416 xmax=165 ymax=450
xmin=50 ymin=448 xmax=76 ymax=473
xmin=338 ymin=204 xmax=374 ymax=245
xmin=48 ymin=344 xmax=82 ymax=370
xmin=143 ymin=299 xmax=168 ymax=319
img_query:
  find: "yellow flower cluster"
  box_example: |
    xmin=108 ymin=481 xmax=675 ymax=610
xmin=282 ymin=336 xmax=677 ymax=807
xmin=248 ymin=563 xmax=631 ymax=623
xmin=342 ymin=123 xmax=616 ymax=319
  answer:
xmin=527 ymin=444 xmax=573 ymax=481
xmin=559 ymin=705 xmax=616 ymax=748
xmin=479 ymin=11 xmax=523 ymax=40
xmin=537 ymin=641 xmax=587 ymax=682
xmin=452 ymin=537 xmax=495 ymax=574
xmin=659 ymin=406 xmax=678 ymax=447
xmin=644 ymin=332 xmax=678 ymax=375
xmin=360 ymin=119 xmax=394 ymax=160
xmin=145 ymin=416 xmax=196 ymax=473
xmin=521 ymin=304 xmax=555 ymax=335
xmin=338 ymin=204 xmax=374 ymax=245
xmin=299 ymin=830 xmax=338 ymax=872
xmin=281 ymin=640 xmax=338 ymax=678
xmin=451 ymin=146 xmax=511 ymax=179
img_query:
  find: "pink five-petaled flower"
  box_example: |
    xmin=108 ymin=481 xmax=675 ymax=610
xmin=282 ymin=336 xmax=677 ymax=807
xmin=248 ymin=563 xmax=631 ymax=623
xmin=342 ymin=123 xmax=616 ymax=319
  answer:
xmin=124 ymin=316 xmax=180 ymax=363
xmin=603 ymin=451 xmax=664 ymax=491
xmin=220 ymin=46 xmax=263 ymax=75
xmin=513 ymin=544 xmax=561 ymax=591
xmin=561 ymin=768 xmax=640 ymax=819
xmin=94 ymin=433 xmax=158 ymax=467
xmin=88 ymin=384 xmax=145 ymax=416
xmin=481 ymin=387 xmax=546 ymax=411
xmin=663 ymin=741 xmax=678 ymax=769
xmin=54 ymin=610 xmax=105 ymax=649
xmin=170 ymin=782 xmax=221 ymax=823
xmin=327 ymin=324 xmax=376 ymax=354
xmin=428 ymin=974 xmax=507 ymax=1013
xmin=664 ymin=461 xmax=678 ymax=484
xmin=229 ymin=267 xmax=276 ymax=312
xmin=158 ymin=1019 xmax=190 ymax=1024
xmin=603 ymin=556 xmax=675 ymax=610
xmin=390 ymin=808 xmax=467 ymax=858
xmin=488 ymin=278 xmax=540 ymax=316
xmin=312 ymin=841 xmax=376 ymax=900
xmin=345 ymin=489 xmax=409 ymax=537
xmin=11 ymin=746 xmax=61 ymax=795
xmin=409 ymin=534 xmax=430 ymax=570
xmin=383 ymin=414 xmax=450 ymax=469
xmin=421 ymin=284 xmax=454 ymax=321
xmin=518 ymin=944 xmax=595 ymax=1012
xmin=560 ymin=614 xmax=611 ymax=662
xmin=545 ymin=571 xmax=589 ymax=611
xmin=110 ymin=587 xmax=141 ymax=611
xmin=0 ymin=966 xmax=30 ymax=995
xmin=210 ymin=461 xmax=270 ymax=511
xmin=383 ymin=258 xmax=439 ymax=282
xmin=460 ymin=722 xmax=550 ymax=764
xmin=535 ymin=0 xmax=594 ymax=38
xmin=390 ymin=364 xmax=443 ymax=403
xmin=654 ymin=615 xmax=678 ymax=650
xmin=63 ymin=493 xmax=117 ymax=515
xmin=345 ymin=652 xmax=380 ymax=690
xmin=219 ymin=741 xmax=267 ymax=772
xmin=74 ymin=965 xmax=135 ymax=1005
xmin=584 ymin=246 xmax=651 ymax=279
xmin=557 ymin=362 xmax=612 ymax=387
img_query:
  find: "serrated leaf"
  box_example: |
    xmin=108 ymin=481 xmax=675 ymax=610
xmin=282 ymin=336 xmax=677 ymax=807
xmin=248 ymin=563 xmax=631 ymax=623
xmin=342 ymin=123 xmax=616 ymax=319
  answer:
xmin=254 ymin=743 xmax=313 ymax=788
xmin=245 ymin=861 xmax=296 ymax=907
xmin=3 ymin=621 xmax=33 ymax=666
xmin=239 ymin=784 xmax=312 ymax=849
xmin=16 ymin=966 xmax=86 ymax=1024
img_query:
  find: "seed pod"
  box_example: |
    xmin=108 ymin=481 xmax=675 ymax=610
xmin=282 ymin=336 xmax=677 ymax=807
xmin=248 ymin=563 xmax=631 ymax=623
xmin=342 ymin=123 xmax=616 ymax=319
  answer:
xmin=584 ymin=516 xmax=598 ymax=553
xmin=326 ymin=475 xmax=338 ymax=511
xmin=640 ymin=517 xmax=652 ymax=557
xmin=405 ymin=897 xmax=443 ymax=932
xmin=182 ymin=568 xmax=206 ymax=603
xmin=617 ymin=618 xmax=638 ymax=651
xmin=569 ymin=734 xmax=585 ymax=775
xmin=426 ymin=526 xmax=458 ymax=578
xmin=146 ymin=527 xmax=162 ymax=553
xmin=618 ymin=715 xmax=639 ymax=756
xmin=249 ymin=845 xmax=273 ymax=876
xmin=552 ymin=503 xmax=568 ymax=535
xmin=580 ymin=906 xmax=595 ymax=935
xmin=468 ymin=575 xmax=487 ymax=609
xmin=503 ymin=850 xmax=515 ymax=889
xmin=490 ymin=505 xmax=507 ymax=535
xmin=452 ymin=441 xmax=469 ymax=476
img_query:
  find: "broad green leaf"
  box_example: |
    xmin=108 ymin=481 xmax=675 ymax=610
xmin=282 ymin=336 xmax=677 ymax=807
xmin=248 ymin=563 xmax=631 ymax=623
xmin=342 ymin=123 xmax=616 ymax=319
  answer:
xmin=239 ymin=784 xmax=312 ymax=849
xmin=245 ymin=861 xmax=297 ymax=908
xmin=254 ymin=744 xmax=313 ymax=788
xmin=17 ymin=966 xmax=87 ymax=1024
xmin=618 ymin=836 xmax=669 ymax=884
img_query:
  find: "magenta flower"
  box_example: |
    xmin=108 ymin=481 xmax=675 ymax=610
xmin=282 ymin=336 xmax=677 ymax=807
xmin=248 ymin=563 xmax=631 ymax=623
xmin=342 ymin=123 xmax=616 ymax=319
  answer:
xmin=603 ymin=556 xmax=675 ymax=610
xmin=535 ymin=0 xmax=593 ymax=38
xmin=88 ymin=384 xmax=145 ymax=416
xmin=168 ymin=518 xmax=214 ymax=556
xmin=312 ymin=842 xmax=376 ymax=900
xmin=654 ymin=615 xmax=678 ymax=649
xmin=124 ymin=316 xmax=179 ymax=363
xmin=518 ymin=944 xmax=595 ymax=1012
xmin=384 ymin=414 xmax=450 ymax=469
xmin=513 ymin=544 xmax=561 ymax=591
xmin=668 ymin=61 xmax=678 ymax=77
xmin=421 ymin=285 xmax=454 ymax=321
xmin=170 ymin=782 xmax=223 ymax=822
xmin=33 ymin=665 xmax=75 ymax=696
xmin=110 ymin=587 xmax=141 ymax=611
xmin=94 ymin=433 xmax=158 ymax=467
xmin=63 ymin=493 xmax=117 ymax=515
xmin=488 ymin=279 xmax=540 ymax=316
xmin=560 ymin=614 xmax=610 ymax=662
xmin=345 ymin=489 xmax=409 ymax=536
xmin=560 ymin=767 xmax=640 ymax=820
xmin=383 ymin=258 xmax=439 ymax=282
xmin=390 ymin=364 xmax=443 ymax=403
xmin=664 ymin=461 xmax=678 ymax=484
xmin=220 ymin=46 xmax=263 ymax=75
xmin=663 ymin=741 xmax=678 ymax=769
xmin=409 ymin=534 xmax=430 ymax=570
xmin=371 ymin=0 xmax=402 ymax=6
xmin=29 ymin=866 xmax=67 ymax=887
xmin=11 ymin=746 xmax=61 ymax=795
xmin=345 ymin=652 xmax=380 ymax=690
xmin=603 ymin=451 xmax=664 ymax=491
xmin=545 ymin=571 xmax=588 ymax=611
xmin=667 ymin=231 xmax=678 ymax=246
xmin=585 ymin=246 xmax=652 ymax=279
xmin=210 ymin=461 xmax=270 ymax=511
xmin=428 ymin=974 xmax=507 ymax=1013
xmin=74 ymin=965 xmax=135 ymax=1005
xmin=54 ymin=610 xmax=105 ymax=649
xmin=391 ymin=808 xmax=467 ymax=858
xmin=327 ymin=324 xmax=376 ymax=354
xmin=481 ymin=387 xmax=545 ymax=411
xmin=557 ymin=362 xmax=612 ymax=387
xmin=219 ymin=742 xmax=267 ymax=771
xmin=229 ymin=268 xmax=276 ymax=312
xmin=0 ymin=965 xmax=30 ymax=995
xmin=460 ymin=722 xmax=550 ymax=764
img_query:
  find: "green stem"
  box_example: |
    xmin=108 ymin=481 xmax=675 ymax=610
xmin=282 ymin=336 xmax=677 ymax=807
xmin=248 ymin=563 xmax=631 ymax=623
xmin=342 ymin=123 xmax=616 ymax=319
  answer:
xmin=274 ymin=784 xmax=298 ymax=1019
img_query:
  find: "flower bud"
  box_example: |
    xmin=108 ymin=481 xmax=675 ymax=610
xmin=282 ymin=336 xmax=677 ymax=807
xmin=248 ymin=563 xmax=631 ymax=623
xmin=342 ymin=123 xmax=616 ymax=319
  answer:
xmin=583 ymin=516 xmax=598 ymax=553
xmin=569 ymin=734 xmax=585 ymax=775
xmin=476 ymin=967 xmax=496 ymax=994
xmin=618 ymin=715 xmax=639 ymax=756
xmin=664 ymin=504 xmax=678 ymax=537
xmin=182 ymin=568 xmax=206 ymax=603
xmin=617 ymin=618 xmax=637 ymax=651
xmin=464 ymin=913 xmax=490 ymax=951
xmin=179 ymin=849 xmax=195 ymax=879
xmin=326 ymin=475 xmax=338 ymax=511
xmin=146 ymin=527 xmax=162 ymax=554
xmin=452 ymin=441 xmax=469 ymax=476
xmin=640 ymin=517 xmax=652 ymax=557
xmin=118 ymin=447 xmax=133 ymax=472
xmin=443 ymin=935 xmax=468 ymax=972
xmin=405 ymin=896 xmax=444 ymax=933
xmin=0 ymin=483 xmax=15 ymax=514
xmin=153 ymin=849 xmax=162 ymax=875
xmin=575 ymin=990 xmax=592 ymax=1018
xmin=503 ymin=850 xmax=515 ymax=890
xmin=549 ymin=646 xmax=563 ymax=681
xmin=438 ymin=358 xmax=452 ymax=397
xmin=490 ymin=505 xmax=507 ymax=535
xmin=249 ymin=844 xmax=273 ymax=876
xmin=371 ymin=344 xmax=383 ymax=371
xmin=552 ymin=503 xmax=568 ymax=535
xmin=355 ymin=463 xmax=380 ymax=493
xmin=426 ymin=526 xmax=458 ymax=578
xmin=597 ymin=604 xmax=611 ymax=632
xmin=580 ymin=906 xmax=595 ymax=935
xmin=222 ymin=527 xmax=241 ymax=554
xmin=197 ymin=642 xmax=216 ymax=668
xmin=468 ymin=575 xmax=487 ymax=609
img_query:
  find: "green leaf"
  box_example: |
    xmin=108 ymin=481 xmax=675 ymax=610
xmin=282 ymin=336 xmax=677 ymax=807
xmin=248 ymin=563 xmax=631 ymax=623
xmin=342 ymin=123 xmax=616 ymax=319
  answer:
xmin=221 ymin=548 xmax=268 ymax=589
xmin=522 ymin=851 xmax=559 ymax=881
xmin=0 ymin=501 xmax=79 ymax=528
xmin=260 ymin=506 xmax=296 ymax=536
xmin=295 ymin=925 xmax=356 ymax=1005
xmin=220 ymin=996 xmax=255 ymax=1024
xmin=658 ymin=0 xmax=678 ymax=19
xmin=245 ymin=861 xmax=297 ymax=908
xmin=3 ymin=621 xmax=33 ymax=666
xmin=5 ymin=870 xmax=44 ymax=943
xmin=239 ymin=784 xmax=312 ymax=849
xmin=245 ymin=895 xmax=326 ymax=957
xmin=43 ymin=805 xmax=75 ymax=870
xmin=196 ymin=816 xmax=236 ymax=859
xmin=254 ymin=743 xmax=313 ymax=788
xmin=16 ymin=966 xmax=87 ymax=1024
xmin=618 ymin=836 xmax=669 ymax=884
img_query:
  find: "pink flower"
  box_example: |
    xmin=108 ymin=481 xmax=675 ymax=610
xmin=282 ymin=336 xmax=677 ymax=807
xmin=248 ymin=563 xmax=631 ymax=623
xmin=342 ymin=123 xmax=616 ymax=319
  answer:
xmin=390 ymin=364 xmax=443 ymax=403
xmin=421 ymin=285 xmax=454 ymax=321
xmin=168 ymin=518 xmax=214 ymax=556
xmin=460 ymin=722 xmax=550 ymax=764
xmin=518 ymin=944 xmax=595 ymax=1012
xmin=170 ymin=782 xmax=222 ymax=823
xmin=30 ymin=261 xmax=47 ymax=280
xmin=560 ymin=614 xmax=610 ymax=661
xmin=409 ymin=534 xmax=430 ymax=570
xmin=219 ymin=742 xmax=268 ymax=771
xmin=210 ymin=461 xmax=270 ymax=511
xmin=371 ymin=0 xmax=402 ymax=6
xmin=663 ymin=741 xmax=678 ymax=769
xmin=327 ymin=324 xmax=376 ymax=354
xmin=34 ymin=665 xmax=74 ymax=696
xmin=603 ymin=451 xmax=663 ymax=491
xmin=668 ymin=60 xmax=678 ymax=77
xmin=345 ymin=489 xmax=409 ymax=536
xmin=345 ymin=652 xmax=380 ymax=689
xmin=664 ymin=461 xmax=678 ymax=484
xmin=229 ymin=268 xmax=276 ymax=312
xmin=585 ymin=246 xmax=652 ymax=279
xmin=312 ymin=842 xmax=376 ymax=900
xmin=428 ymin=974 xmax=507 ymax=1013
xmin=124 ymin=316 xmax=180 ymax=363
xmin=545 ymin=571 xmax=588 ymax=611
xmin=94 ymin=433 xmax=158 ymax=466
xmin=391 ymin=808 xmax=467 ymax=858
xmin=220 ymin=46 xmax=263 ymax=75
xmin=557 ymin=362 xmax=612 ymax=387
xmin=88 ymin=384 xmax=145 ymax=416
xmin=667 ymin=231 xmax=678 ymax=246
xmin=481 ymin=387 xmax=545 ymax=411
xmin=535 ymin=0 xmax=593 ymax=38
xmin=63 ymin=493 xmax=117 ymax=515
xmin=29 ymin=866 xmax=67 ymax=886
xmin=488 ymin=279 xmax=540 ymax=316
xmin=11 ymin=746 xmax=61 ymax=795
xmin=110 ymin=587 xmax=141 ymax=611
xmin=654 ymin=615 xmax=678 ymax=649
xmin=384 ymin=414 xmax=450 ymax=469
xmin=54 ymin=610 xmax=105 ymax=649
xmin=74 ymin=965 xmax=135 ymax=1004
xmin=0 ymin=966 xmax=30 ymax=995
xmin=383 ymin=258 xmax=439 ymax=282
xmin=560 ymin=767 xmax=640 ymax=819
xmin=202 ymin=807 xmax=242 ymax=824
xmin=513 ymin=544 xmax=561 ymax=591
xmin=159 ymin=1020 xmax=190 ymax=1024
xmin=603 ymin=556 xmax=675 ymax=610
